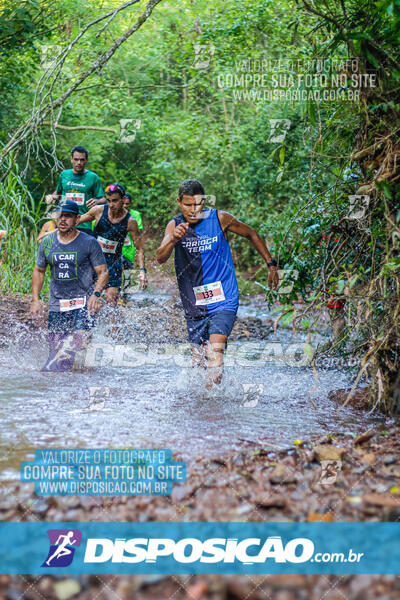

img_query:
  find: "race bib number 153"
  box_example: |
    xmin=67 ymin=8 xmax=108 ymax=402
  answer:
xmin=193 ymin=281 xmax=225 ymax=305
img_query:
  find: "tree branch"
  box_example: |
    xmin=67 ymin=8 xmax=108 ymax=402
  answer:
xmin=73 ymin=82 xmax=187 ymax=93
xmin=301 ymin=0 xmax=359 ymax=58
xmin=0 ymin=0 xmax=165 ymax=167
xmin=42 ymin=123 xmax=117 ymax=132
xmin=34 ymin=0 xmax=142 ymax=112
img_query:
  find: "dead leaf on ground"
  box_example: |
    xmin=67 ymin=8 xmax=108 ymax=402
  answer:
xmin=185 ymin=580 xmax=209 ymax=599
xmin=307 ymin=510 xmax=334 ymax=522
xmin=355 ymin=429 xmax=375 ymax=445
xmin=360 ymin=452 xmax=376 ymax=465
xmin=363 ymin=493 xmax=400 ymax=508
xmin=54 ymin=580 xmax=81 ymax=600
xmin=253 ymin=493 xmax=287 ymax=509
xmin=171 ymin=485 xmax=194 ymax=503
xmin=269 ymin=464 xmax=297 ymax=484
xmin=314 ymin=445 xmax=346 ymax=461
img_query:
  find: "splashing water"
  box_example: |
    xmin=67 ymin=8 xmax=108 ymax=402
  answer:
xmin=0 ymin=291 xmax=385 ymax=483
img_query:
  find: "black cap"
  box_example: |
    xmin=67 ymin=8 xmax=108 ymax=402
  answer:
xmin=56 ymin=200 xmax=80 ymax=215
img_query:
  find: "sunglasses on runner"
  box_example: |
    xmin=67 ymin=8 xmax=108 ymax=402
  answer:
xmin=105 ymin=184 xmax=125 ymax=195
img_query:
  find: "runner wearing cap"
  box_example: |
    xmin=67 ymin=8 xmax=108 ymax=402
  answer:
xmin=121 ymin=192 xmax=143 ymax=298
xmin=156 ymin=179 xmax=279 ymax=387
xmin=30 ymin=200 xmax=108 ymax=371
xmin=46 ymin=146 xmax=105 ymax=237
xmin=78 ymin=184 xmax=147 ymax=305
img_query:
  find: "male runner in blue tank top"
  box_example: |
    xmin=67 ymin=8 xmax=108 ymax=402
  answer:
xmin=79 ymin=183 xmax=147 ymax=305
xmin=156 ymin=179 xmax=279 ymax=387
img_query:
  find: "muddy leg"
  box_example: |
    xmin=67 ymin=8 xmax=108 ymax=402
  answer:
xmin=205 ymin=334 xmax=227 ymax=389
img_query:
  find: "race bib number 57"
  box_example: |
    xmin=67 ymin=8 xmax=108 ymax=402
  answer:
xmin=59 ymin=297 xmax=86 ymax=312
xmin=193 ymin=281 xmax=225 ymax=305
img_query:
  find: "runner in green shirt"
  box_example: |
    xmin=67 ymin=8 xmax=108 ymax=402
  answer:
xmin=121 ymin=192 xmax=144 ymax=299
xmin=46 ymin=145 xmax=105 ymax=237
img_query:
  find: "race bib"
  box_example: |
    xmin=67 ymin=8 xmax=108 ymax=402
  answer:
xmin=123 ymin=235 xmax=131 ymax=247
xmin=98 ymin=235 xmax=118 ymax=254
xmin=59 ymin=296 xmax=86 ymax=312
xmin=193 ymin=281 xmax=225 ymax=306
xmin=64 ymin=192 xmax=85 ymax=206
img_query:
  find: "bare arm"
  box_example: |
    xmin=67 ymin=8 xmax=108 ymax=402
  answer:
xmin=93 ymin=263 xmax=108 ymax=293
xmin=87 ymin=263 xmax=108 ymax=314
xmin=156 ymin=219 xmax=189 ymax=264
xmin=30 ymin=265 xmax=46 ymax=315
xmin=87 ymin=196 xmax=106 ymax=208
xmin=45 ymin=191 xmax=61 ymax=204
xmin=37 ymin=222 xmax=56 ymax=243
xmin=219 ymin=211 xmax=279 ymax=289
xmin=78 ymin=206 xmax=102 ymax=225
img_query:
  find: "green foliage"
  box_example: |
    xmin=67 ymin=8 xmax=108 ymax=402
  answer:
xmin=11 ymin=0 xmax=317 ymax=230
xmin=0 ymin=163 xmax=43 ymax=294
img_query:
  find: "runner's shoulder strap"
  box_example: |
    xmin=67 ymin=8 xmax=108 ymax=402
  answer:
xmin=174 ymin=213 xmax=184 ymax=226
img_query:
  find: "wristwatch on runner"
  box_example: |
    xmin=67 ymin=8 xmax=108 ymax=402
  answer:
xmin=267 ymin=259 xmax=277 ymax=268
xmin=93 ymin=291 xmax=101 ymax=298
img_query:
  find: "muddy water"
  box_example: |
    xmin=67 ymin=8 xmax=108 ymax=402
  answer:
xmin=0 ymin=291 xmax=385 ymax=482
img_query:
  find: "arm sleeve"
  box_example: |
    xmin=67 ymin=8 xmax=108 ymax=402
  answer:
xmin=55 ymin=174 xmax=63 ymax=194
xmin=92 ymin=175 xmax=104 ymax=199
xmin=36 ymin=242 xmax=47 ymax=269
xmin=89 ymin=239 xmax=106 ymax=267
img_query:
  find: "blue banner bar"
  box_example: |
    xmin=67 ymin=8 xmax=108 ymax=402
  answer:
xmin=1 ymin=522 xmax=399 ymax=574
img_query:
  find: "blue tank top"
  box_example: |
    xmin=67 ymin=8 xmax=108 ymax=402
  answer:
xmin=94 ymin=205 xmax=130 ymax=265
xmin=174 ymin=209 xmax=239 ymax=319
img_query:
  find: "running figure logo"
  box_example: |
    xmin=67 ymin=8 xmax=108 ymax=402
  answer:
xmin=42 ymin=529 xmax=82 ymax=567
